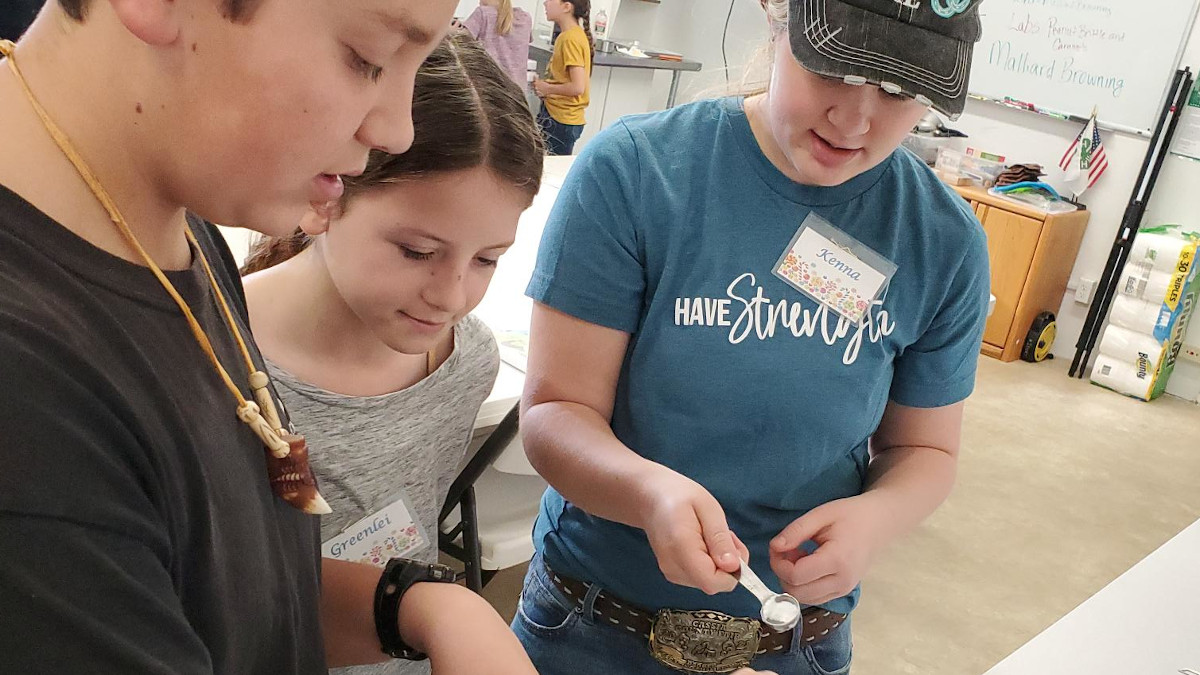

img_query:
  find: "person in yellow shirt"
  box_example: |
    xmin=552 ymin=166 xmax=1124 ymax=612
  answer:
xmin=533 ymin=0 xmax=593 ymax=155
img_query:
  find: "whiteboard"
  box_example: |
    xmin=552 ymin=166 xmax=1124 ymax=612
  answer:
xmin=970 ymin=0 xmax=1200 ymax=136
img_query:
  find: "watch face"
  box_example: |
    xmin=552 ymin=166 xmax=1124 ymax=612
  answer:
xmin=391 ymin=558 xmax=458 ymax=585
xmin=429 ymin=564 xmax=456 ymax=582
xmin=397 ymin=558 xmax=456 ymax=583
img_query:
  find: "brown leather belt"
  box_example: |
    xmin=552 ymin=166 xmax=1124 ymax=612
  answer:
xmin=544 ymin=563 xmax=847 ymax=670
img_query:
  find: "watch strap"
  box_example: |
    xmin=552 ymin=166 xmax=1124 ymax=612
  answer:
xmin=373 ymin=557 xmax=457 ymax=660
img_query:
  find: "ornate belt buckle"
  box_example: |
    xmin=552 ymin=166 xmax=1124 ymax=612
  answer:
xmin=648 ymin=608 xmax=761 ymax=673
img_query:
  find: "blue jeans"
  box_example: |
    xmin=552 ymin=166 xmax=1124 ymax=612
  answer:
xmin=512 ymin=554 xmax=853 ymax=675
xmin=537 ymin=106 xmax=584 ymax=156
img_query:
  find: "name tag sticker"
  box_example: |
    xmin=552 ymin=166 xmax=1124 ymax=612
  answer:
xmin=773 ymin=213 xmax=897 ymax=325
xmin=321 ymin=492 xmax=427 ymax=567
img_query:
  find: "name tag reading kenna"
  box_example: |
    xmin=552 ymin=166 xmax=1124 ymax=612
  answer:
xmin=773 ymin=213 xmax=897 ymax=325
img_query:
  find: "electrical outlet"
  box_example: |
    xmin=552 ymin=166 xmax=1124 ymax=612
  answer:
xmin=1075 ymin=278 xmax=1097 ymax=304
xmin=1180 ymin=343 xmax=1200 ymax=364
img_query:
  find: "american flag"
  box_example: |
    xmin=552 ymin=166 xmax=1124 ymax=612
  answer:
xmin=1059 ymin=112 xmax=1109 ymax=195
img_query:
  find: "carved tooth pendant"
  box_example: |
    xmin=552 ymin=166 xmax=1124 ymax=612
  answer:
xmin=265 ymin=433 xmax=332 ymax=515
xmin=244 ymin=373 xmax=331 ymax=514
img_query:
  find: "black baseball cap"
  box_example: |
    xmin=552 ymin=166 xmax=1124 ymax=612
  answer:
xmin=787 ymin=0 xmax=984 ymax=119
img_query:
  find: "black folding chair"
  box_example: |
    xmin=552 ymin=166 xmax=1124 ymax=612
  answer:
xmin=438 ymin=403 xmax=520 ymax=593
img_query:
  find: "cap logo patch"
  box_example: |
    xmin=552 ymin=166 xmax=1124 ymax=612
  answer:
xmin=930 ymin=0 xmax=971 ymax=18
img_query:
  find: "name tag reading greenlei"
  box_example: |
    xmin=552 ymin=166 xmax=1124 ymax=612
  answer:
xmin=773 ymin=213 xmax=897 ymax=325
xmin=321 ymin=492 xmax=427 ymax=567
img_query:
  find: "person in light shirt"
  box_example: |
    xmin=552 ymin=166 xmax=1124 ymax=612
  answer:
xmin=457 ymin=0 xmax=534 ymax=90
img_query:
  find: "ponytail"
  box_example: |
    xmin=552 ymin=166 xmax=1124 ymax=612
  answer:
xmin=241 ymin=229 xmax=312 ymax=275
xmin=497 ymin=0 xmax=514 ymax=36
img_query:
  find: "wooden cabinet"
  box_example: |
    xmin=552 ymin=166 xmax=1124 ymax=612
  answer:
xmin=955 ymin=187 xmax=1091 ymax=362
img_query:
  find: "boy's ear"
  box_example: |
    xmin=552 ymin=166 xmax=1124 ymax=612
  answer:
xmin=108 ymin=0 xmax=181 ymax=47
xmin=299 ymin=202 xmax=343 ymax=236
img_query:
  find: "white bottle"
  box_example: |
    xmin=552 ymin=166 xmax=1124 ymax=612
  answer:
xmin=526 ymin=59 xmax=538 ymax=94
xmin=595 ymin=9 xmax=608 ymax=40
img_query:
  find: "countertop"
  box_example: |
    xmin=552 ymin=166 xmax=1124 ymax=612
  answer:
xmin=529 ymin=39 xmax=701 ymax=73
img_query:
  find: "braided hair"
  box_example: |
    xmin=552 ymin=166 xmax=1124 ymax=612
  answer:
xmin=570 ymin=0 xmax=595 ymax=72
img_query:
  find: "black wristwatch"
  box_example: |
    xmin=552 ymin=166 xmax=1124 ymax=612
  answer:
xmin=373 ymin=557 xmax=458 ymax=660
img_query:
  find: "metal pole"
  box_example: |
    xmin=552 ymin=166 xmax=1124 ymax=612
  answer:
xmin=462 ymin=486 xmax=484 ymax=593
xmin=667 ymin=71 xmax=682 ymax=109
xmin=1070 ymin=68 xmax=1193 ymax=377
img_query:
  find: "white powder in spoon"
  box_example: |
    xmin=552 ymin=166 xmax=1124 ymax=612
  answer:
xmin=761 ymin=596 xmax=801 ymax=628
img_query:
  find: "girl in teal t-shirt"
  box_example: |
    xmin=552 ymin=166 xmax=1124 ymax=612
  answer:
xmin=513 ymin=1 xmax=991 ymax=674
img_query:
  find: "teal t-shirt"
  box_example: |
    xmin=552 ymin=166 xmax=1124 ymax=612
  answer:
xmin=527 ymin=97 xmax=990 ymax=617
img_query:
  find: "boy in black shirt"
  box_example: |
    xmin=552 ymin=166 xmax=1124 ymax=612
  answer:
xmin=0 ymin=2 xmax=537 ymax=673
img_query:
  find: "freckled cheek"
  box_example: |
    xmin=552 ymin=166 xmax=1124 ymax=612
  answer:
xmin=197 ymin=92 xmax=302 ymax=174
xmin=296 ymin=66 xmax=380 ymax=133
xmin=291 ymin=93 xmax=351 ymax=133
xmin=246 ymin=71 xmax=360 ymax=157
xmin=260 ymin=103 xmax=339 ymax=157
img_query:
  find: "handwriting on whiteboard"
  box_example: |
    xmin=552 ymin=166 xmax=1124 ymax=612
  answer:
xmin=983 ymin=2 xmax=1131 ymax=98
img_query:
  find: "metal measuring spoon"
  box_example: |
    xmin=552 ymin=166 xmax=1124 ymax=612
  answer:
xmin=735 ymin=560 xmax=802 ymax=632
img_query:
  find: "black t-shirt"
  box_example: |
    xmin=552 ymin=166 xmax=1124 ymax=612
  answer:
xmin=0 ymin=184 xmax=327 ymax=674
xmin=0 ymin=0 xmax=41 ymax=42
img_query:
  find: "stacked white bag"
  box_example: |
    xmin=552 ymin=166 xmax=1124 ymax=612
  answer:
xmin=1092 ymin=228 xmax=1200 ymax=400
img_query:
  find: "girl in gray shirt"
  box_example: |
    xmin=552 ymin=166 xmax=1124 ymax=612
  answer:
xmin=240 ymin=33 xmax=545 ymax=675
